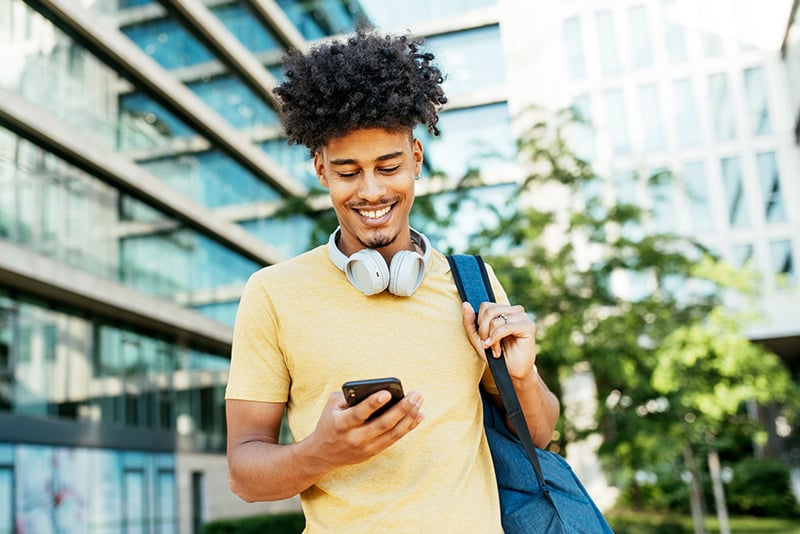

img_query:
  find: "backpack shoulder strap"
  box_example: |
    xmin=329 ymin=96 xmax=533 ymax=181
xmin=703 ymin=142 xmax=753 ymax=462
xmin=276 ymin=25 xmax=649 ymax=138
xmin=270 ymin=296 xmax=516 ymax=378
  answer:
xmin=446 ymin=254 xmax=551 ymax=496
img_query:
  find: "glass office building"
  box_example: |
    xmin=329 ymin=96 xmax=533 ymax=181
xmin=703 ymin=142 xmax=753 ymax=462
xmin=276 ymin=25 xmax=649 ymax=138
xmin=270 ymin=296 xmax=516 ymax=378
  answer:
xmin=0 ymin=0 xmax=515 ymax=531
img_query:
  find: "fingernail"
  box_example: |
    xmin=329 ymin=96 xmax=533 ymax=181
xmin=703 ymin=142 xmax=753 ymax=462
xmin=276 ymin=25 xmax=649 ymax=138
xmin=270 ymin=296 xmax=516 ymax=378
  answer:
xmin=377 ymin=391 xmax=390 ymax=403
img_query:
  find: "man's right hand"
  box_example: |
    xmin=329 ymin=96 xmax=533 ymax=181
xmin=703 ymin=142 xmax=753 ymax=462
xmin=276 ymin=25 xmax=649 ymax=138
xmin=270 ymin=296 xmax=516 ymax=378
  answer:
xmin=309 ymin=389 xmax=425 ymax=468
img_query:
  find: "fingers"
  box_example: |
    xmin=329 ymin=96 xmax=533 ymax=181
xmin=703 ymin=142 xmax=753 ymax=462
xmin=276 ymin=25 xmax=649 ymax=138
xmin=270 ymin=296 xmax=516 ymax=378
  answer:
xmin=475 ymin=303 xmax=534 ymax=357
xmin=342 ymin=389 xmax=425 ymax=430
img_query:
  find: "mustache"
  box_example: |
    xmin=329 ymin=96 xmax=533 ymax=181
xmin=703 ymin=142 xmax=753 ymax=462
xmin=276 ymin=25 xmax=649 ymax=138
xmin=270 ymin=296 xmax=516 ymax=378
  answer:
xmin=346 ymin=197 xmax=400 ymax=209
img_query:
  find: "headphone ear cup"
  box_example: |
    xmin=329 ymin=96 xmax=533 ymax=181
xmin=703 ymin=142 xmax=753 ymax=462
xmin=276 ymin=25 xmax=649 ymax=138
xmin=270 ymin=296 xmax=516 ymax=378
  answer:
xmin=388 ymin=250 xmax=425 ymax=297
xmin=345 ymin=249 xmax=390 ymax=296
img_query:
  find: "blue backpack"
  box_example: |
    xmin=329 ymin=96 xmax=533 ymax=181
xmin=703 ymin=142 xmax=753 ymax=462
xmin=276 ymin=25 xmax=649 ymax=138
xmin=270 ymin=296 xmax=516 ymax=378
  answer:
xmin=448 ymin=254 xmax=614 ymax=534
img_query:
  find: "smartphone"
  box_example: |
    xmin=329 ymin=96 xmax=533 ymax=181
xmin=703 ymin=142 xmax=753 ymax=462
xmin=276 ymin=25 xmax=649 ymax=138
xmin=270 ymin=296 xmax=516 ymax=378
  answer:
xmin=342 ymin=377 xmax=404 ymax=421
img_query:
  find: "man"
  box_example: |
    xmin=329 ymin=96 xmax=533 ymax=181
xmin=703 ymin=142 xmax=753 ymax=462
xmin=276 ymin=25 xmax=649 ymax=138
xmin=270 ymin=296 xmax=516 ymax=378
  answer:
xmin=225 ymin=29 xmax=560 ymax=532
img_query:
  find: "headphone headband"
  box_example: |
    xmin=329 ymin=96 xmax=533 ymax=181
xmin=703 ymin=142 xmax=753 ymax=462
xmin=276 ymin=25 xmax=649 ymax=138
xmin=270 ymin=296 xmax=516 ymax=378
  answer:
xmin=328 ymin=228 xmax=431 ymax=296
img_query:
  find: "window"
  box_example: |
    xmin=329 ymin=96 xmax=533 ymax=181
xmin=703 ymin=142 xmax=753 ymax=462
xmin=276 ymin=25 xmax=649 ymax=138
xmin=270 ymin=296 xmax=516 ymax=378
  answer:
xmin=683 ymin=161 xmax=713 ymax=233
xmin=720 ymin=157 xmax=748 ymax=227
xmin=743 ymin=66 xmax=772 ymax=135
xmin=571 ymin=95 xmax=595 ymax=161
xmin=731 ymin=243 xmax=754 ymax=268
xmin=769 ymin=240 xmax=795 ymax=284
xmin=563 ymin=17 xmax=586 ymax=79
xmin=628 ymin=5 xmax=653 ymax=69
xmin=428 ymin=26 xmax=507 ymax=100
xmin=648 ymin=168 xmax=675 ymax=233
xmin=604 ymin=89 xmax=630 ymax=155
xmin=756 ymin=152 xmax=785 ymax=223
xmin=639 ymin=84 xmax=665 ymax=153
xmin=595 ymin=10 xmax=621 ymax=76
xmin=662 ymin=0 xmax=687 ymax=63
xmin=708 ymin=73 xmax=737 ymax=142
xmin=673 ymin=79 xmax=702 ymax=147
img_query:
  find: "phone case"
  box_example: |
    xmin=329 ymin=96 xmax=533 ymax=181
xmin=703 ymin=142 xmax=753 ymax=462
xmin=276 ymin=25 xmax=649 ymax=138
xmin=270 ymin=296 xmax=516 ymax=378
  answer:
xmin=342 ymin=377 xmax=404 ymax=420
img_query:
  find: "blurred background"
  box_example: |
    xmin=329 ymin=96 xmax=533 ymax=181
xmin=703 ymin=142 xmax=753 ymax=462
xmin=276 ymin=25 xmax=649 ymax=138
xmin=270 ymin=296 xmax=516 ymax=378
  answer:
xmin=0 ymin=0 xmax=798 ymax=532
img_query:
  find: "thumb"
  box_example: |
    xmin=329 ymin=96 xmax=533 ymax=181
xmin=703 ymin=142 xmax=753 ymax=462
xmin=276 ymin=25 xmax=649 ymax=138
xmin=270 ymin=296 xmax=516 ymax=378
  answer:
xmin=461 ymin=302 xmax=482 ymax=349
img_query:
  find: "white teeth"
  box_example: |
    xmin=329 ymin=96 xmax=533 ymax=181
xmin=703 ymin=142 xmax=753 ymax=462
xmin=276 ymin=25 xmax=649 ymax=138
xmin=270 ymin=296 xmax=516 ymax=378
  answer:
xmin=359 ymin=206 xmax=391 ymax=219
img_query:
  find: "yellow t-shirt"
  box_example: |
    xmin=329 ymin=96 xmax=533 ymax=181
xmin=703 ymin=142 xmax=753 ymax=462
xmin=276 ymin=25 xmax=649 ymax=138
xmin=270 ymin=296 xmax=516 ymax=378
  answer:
xmin=226 ymin=245 xmax=506 ymax=533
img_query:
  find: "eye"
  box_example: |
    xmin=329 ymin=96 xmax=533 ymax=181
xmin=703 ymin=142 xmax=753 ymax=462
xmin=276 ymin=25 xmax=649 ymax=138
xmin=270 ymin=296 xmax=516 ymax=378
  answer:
xmin=337 ymin=170 xmax=360 ymax=178
xmin=379 ymin=165 xmax=400 ymax=174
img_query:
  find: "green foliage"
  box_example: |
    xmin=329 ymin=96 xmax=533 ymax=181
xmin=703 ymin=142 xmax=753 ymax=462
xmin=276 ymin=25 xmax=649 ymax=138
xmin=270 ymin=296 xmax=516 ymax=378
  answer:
xmin=725 ymin=458 xmax=800 ymax=517
xmin=202 ymin=511 xmax=305 ymax=534
xmin=606 ymin=511 xmax=800 ymax=534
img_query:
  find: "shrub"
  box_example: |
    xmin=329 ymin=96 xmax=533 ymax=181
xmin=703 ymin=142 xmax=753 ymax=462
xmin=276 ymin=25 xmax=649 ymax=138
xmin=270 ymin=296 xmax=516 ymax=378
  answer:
xmin=202 ymin=511 xmax=305 ymax=534
xmin=724 ymin=458 xmax=799 ymax=518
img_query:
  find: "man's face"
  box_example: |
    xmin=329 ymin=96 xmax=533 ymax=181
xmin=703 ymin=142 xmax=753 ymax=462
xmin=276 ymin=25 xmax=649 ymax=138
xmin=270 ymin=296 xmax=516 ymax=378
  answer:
xmin=314 ymin=128 xmax=423 ymax=259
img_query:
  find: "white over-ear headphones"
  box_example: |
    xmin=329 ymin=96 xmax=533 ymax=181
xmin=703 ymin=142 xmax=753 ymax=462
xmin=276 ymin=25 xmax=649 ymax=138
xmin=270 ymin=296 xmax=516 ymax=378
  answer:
xmin=327 ymin=227 xmax=431 ymax=297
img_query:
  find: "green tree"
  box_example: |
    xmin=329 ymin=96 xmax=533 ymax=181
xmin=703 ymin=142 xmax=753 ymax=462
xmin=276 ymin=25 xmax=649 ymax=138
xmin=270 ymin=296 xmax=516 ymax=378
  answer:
xmin=414 ymin=107 xmax=799 ymax=512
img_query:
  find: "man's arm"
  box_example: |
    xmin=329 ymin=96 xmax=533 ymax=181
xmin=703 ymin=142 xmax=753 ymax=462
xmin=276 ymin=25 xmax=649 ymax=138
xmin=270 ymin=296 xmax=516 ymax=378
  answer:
xmin=226 ymin=390 xmax=425 ymax=502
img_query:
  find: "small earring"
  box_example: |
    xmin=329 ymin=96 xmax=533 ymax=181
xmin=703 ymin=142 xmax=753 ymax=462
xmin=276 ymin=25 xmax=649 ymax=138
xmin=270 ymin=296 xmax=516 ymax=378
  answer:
xmin=415 ymin=174 xmax=420 ymax=180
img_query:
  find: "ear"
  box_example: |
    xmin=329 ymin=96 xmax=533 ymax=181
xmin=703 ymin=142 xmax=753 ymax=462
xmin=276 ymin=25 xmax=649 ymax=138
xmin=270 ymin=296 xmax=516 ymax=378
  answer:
xmin=412 ymin=138 xmax=424 ymax=177
xmin=313 ymin=151 xmax=328 ymax=188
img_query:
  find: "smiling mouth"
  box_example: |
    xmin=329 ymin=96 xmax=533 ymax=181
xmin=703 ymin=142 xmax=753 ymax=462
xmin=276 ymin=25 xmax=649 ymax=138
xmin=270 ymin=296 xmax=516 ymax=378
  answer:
xmin=357 ymin=205 xmax=392 ymax=219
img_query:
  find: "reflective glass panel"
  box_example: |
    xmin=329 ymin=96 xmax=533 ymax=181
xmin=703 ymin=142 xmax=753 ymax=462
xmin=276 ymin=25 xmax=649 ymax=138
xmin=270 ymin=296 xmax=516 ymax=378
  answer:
xmin=683 ymin=161 xmax=714 ymax=233
xmin=769 ymin=240 xmax=795 ymax=284
xmin=122 ymin=19 xmax=214 ymax=69
xmin=595 ymin=10 xmax=621 ymax=76
xmin=428 ymin=26 xmax=506 ymax=100
xmin=241 ymin=214 xmax=316 ymax=258
xmin=648 ymin=168 xmax=674 ymax=233
xmin=673 ymin=79 xmax=702 ymax=147
xmin=0 ymin=467 xmax=11 ymax=534
xmin=425 ymin=103 xmax=514 ymax=179
xmin=212 ymin=4 xmax=281 ymax=54
xmin=731 ymin=243 xmax=753 ymax=268
xmin=720 ymin=157 xmax=748 ymax=227
xmin=662 ymin=0 xmax=687 ymax=63
xmin=639 ymin=84 xmax=665 ymax=153
xmin=119 ymin=93 xmax=199 ymax=148
xmin=571 ymin=94 xmax=595 ymax=161
xmin=628 ymin=5 xmax=653 ymax=69
xmin=277 ymin=0 xmax=361 ymax=39
xmin=260 ymin=139 xmax=318 ymax=190
xmin=186 ymin=76 xmax=279 ymax=130
xmin=756 ymin=152 xmax=785 ymax=223
xmin=743 ymin=66 xmax=771 ymax=135
xmin=359 ymin=0 xmax=495 ymax=30
xmin=708 ymin=73 xmax=737 ymax=142
xmin=604 ymin=89 xmax=630 ymax=156
xmin=138 ymin=151 xmax=281 ymax=208
xmin=563 ymin=17 xmax=587 ymax=80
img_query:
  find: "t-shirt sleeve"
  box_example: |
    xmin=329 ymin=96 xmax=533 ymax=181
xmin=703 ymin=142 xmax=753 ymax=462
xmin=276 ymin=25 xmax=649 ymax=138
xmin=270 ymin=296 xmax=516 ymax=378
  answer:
xmin=225 ymin=271 xmax=290 ymax=403
xmin=478 ymin=262 xmax=510 ymax=396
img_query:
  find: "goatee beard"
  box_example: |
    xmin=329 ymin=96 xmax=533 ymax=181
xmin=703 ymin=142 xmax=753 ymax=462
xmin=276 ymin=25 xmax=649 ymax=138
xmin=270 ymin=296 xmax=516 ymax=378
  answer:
xmin=359 ymin=232 xmax=397 ymax=250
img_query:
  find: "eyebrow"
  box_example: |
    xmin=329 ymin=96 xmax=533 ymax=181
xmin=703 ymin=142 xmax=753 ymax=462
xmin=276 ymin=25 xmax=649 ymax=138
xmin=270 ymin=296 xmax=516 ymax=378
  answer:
xmin=330 ymin=151 xmax=405 ymax=166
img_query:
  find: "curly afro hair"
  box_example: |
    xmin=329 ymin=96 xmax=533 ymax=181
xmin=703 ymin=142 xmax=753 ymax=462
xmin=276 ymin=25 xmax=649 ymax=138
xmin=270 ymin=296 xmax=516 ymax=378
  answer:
xmin=273 ymin=29 xmax=447 ymax=154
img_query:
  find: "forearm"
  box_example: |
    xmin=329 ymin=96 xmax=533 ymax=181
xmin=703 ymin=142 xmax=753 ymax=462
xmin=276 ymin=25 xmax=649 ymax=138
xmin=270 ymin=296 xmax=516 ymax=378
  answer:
xmin=510 ymin=365 xmax=560 ymax=449
xmin=228 ymin=435 xmax=333 ymax=502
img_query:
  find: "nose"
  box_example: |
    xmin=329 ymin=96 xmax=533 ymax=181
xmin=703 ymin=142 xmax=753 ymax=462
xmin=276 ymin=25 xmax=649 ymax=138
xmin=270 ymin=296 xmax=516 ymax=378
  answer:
xmin=358 ymin=169 xmax=386 ymax=201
